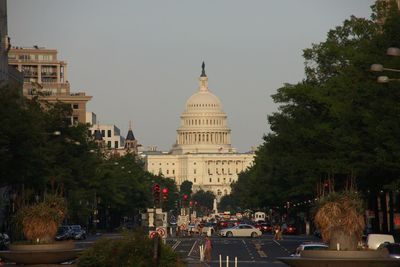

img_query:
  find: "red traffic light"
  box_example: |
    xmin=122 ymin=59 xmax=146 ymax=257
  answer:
xmin=153 ymin=184 xmax=160 ymax=192
xmin=162 ymin=188 xmax=169 ymax=201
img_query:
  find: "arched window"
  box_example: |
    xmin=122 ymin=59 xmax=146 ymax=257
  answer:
xmin=217 ymin=190 xmax=222 ymax=196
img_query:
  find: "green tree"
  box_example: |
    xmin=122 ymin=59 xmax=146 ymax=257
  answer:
xmin=180 ymin=180 xmax=193 ymax=196
xmin=231 ymin=1 xmax=400 ymax=211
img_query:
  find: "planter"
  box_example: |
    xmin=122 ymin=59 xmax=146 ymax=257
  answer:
xmin=278 ymin=250 xmax=400 ymax=267
xmin=0 ymin=241 xmax=83 ymax=265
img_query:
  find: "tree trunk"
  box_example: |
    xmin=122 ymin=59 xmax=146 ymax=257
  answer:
xmin=329 ymin=227 xmax=358 ymax=250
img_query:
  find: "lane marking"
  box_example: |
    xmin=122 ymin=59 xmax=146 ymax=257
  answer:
xmin=188 ymin=239 xmax=198 ymax=257
xmin=272 ymin=239 xmax=292 ymax=255
xmin=171 ymin=240 xmax=181 ymax=251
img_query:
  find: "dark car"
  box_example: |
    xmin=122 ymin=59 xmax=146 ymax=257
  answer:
xmin=0 ymin=233 xmax=10 ymax=250
xmin=283 ymin=224 xmax=297 ymax=235
xmin=70 ymin=225 xmax=87 ymax=240
xmin=255 ymin=222 xmax=272 ymax=233
xmin=377 ymin=242 xmax=400 ymax=259
xmin=55 ymin=225 xmax=73 ymax=241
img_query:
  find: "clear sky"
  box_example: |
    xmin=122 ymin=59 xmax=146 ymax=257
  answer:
xmin=8 ymin=0 xmax=375 ymax=152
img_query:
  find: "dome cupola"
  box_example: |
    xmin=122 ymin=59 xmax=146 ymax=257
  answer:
xmin=171 ymin=62 xmax=235 ymax=154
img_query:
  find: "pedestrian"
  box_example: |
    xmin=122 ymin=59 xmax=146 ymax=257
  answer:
xmin=204 ymin=236 xmax=212 ymax=263
xmin=273 ymin=225 xmax=279 ymax=240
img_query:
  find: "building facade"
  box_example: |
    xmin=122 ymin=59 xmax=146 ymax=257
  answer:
xmin=146 ymin=63 xmax=254 ymax=199
xmin=8 ymin=46 xmax=91 ymax=124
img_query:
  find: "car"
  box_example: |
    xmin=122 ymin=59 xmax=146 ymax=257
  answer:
xmin=70 ymin=225 xmax=87 ymax=240
xmin=377 ymin=242 xmax=400 ymax=259
xmin=291 ymin=242 xmax=328 ymax=257
xmin=219 ymin=224 xmax=262 ymax=238
xmin=367 ymin=234 xmax=395 ymax=250
xmin=55 ymin=225 xmax=73 ymax=241
xmin=202 ymin=222 xmax=217 ymax=236
xmin=255 ymin=222 xmax=272 ymax=233
xmin=283 ymin=224 xmax=297 ymax=235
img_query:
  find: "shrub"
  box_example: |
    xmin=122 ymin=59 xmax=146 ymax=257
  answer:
xmin=78 ymin=231 xmax=185 ymax=267
xmin=14 ymin=194 xmax=67 ymax=243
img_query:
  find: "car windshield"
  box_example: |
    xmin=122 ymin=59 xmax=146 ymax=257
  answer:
xmin=71 ymin=225 xmax=81 ymax=230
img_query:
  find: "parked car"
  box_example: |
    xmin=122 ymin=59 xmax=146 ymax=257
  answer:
xmin=291 ymin=242 xmax=328 ymax=257
xmin=283 ymin=224 xmax=297 ymax=235
xmin=70 ymin=225 xmax=87 ymax=240
xmin=55 ymin=225 xmax=73 ymax=241
xmin=219 ymin=224 xmax=262 ymax=238
xmin=377 ymin=242 xmax=400 ymax=259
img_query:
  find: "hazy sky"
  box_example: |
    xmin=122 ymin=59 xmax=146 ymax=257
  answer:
xmin=8 ymin=1 xmax=375 ymax=152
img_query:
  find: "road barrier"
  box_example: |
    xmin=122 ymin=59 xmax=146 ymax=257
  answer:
xmin=219 ymin=254 xmax=238 ymax=267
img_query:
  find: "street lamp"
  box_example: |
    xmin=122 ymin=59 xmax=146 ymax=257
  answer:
xmin=371 ymin=47 xmax=400 ymax=83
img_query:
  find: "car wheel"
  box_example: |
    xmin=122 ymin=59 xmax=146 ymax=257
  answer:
xmin=226 ymin=231 xmax=233 ymax=237
xmin=251 ymin=232 xmax=258 ymax=238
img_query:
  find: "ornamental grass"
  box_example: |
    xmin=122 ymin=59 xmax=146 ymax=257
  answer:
xmin=15 ymin=195 xmax=67 ymax=243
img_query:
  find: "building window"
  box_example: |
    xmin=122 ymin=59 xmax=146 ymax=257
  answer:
xmin=107 ymin=141 xmax=111 ymax=148
xmin=194 ymin=178 xmax=196 ymax=183
xmin=229 ymin=178 xmax=232 ymax=182
xmin=208 ymin=168 xmax=212 ymax=175
xmin=222 ymin=168 xmax=224 ymax=174
xmin=218 ymin=178 xmax=220 ymax=183
xmin=107 ymin=130 xmax=112 ymax=137
xmin=209 ymin=178 xmax=212 ymax=183
xmin=115 ymin=141 xmax=118 ymax=148
xmin=194 ymin=169 xmax=196 ymax=174
xmin=73 ymin=116 xmax=78 ymax=124
xmin=166 ymin=170 xmax=169 ymax=174
xmin=72 ymin=104 xmax=79 ymax=109
xmin=194 ymin=162 xmax=196 ymax=165
xmin=172 ymin=170 xmax=175 ymax=174
xmin=101 ymin=130 xmax=105 ymax=137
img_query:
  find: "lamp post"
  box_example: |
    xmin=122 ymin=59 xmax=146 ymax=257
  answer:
xmin=371 ymin=47 xmax=400 ymax=83
xmin=370 ymin=47 xmax=400 ymax=234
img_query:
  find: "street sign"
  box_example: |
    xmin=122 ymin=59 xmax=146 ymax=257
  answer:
xmin=156 ymin=227 xmax=167 ymax=238
xmin=149 ymin=230 xmax=158 ymax=239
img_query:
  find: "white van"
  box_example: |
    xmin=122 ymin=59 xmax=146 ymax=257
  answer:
xmin=254 ymin=212 xmax=266 ymax=222
xmin=367 ymin=234 xmax=395 ymax=250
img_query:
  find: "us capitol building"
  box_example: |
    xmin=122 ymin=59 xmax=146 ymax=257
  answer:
xmin=145 ymin=63 xmax=254 ymax=200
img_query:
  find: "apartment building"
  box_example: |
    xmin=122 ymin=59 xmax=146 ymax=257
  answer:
xmin=8 ymin=46 xmax=91 ymax=124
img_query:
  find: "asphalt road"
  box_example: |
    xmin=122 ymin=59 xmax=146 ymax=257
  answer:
xmin=168 ymin=233 xmax=321 ymax=267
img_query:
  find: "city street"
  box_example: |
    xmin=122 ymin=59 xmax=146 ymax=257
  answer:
xmin=168 ymin=234 xmax=321 ymax=267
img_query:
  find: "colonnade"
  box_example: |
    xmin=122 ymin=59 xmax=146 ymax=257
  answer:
xmin=178 ymin=131 xmax=230 ymax=145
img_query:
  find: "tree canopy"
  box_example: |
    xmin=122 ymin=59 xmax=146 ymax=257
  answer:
xmin=231 ymin=1 xmax=400 ymax=210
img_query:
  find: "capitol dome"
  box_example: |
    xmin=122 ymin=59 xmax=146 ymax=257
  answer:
xmin=171 ymin=62 xmax=235 ymax=154
xmin=185 ymin=88 xmax=222 ymax=112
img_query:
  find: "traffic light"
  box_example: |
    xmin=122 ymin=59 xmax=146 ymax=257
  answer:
xmin=183 ymin=194 xmax=189 ymax=207
xmin=162 ymin=188 xmax=169 ymax=201
xmin=153 ymin=184 xmax=160 ymax=206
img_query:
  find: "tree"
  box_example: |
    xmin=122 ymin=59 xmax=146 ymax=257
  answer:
xmin=180 ymin=181 xmax=193 ymax=196
xmin=230 ymin=1 xmax=400 ymax=214
xmin=191 ymin=190 xmax=215 ymax=214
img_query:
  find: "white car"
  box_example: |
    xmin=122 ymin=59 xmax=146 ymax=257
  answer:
xmin=290 ymin=242 xmax=328 ymax=257
xmin=219 ymin=224 xmax=262 ymax=238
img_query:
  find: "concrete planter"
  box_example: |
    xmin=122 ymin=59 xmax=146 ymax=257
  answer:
xmin=0 ymin=241 xmax=82 ymax=265
xmin=278 ymin=249 xmax=400 ymax=267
